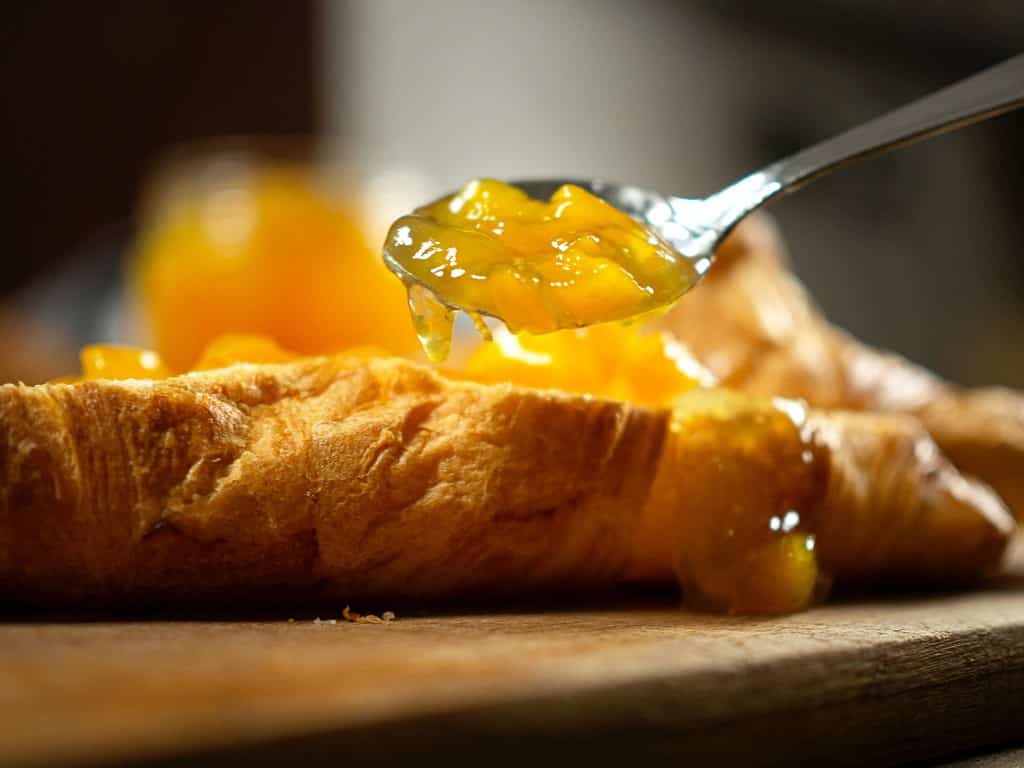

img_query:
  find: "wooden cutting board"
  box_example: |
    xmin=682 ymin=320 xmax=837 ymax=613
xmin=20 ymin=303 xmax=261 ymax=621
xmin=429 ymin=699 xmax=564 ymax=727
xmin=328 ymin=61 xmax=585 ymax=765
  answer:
xmin=4 ymin=543 xmax=1024 ymax=768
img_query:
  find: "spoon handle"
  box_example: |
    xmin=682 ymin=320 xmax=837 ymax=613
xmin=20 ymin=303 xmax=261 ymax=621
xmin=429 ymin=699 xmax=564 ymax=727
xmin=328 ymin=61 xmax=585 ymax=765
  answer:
xmin=706 ymin=54 xmax=1024 ymax=232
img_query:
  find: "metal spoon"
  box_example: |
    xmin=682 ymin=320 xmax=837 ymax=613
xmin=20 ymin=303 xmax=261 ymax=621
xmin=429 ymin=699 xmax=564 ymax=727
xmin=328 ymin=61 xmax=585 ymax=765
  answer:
xmin=400 ymin=53 xmax=1024 ymax=302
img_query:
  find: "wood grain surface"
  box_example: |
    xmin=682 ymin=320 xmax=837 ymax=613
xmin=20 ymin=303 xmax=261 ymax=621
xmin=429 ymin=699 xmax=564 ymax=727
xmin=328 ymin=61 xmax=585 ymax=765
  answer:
xmin=3 ymin=544 xmax=1024 ymax=768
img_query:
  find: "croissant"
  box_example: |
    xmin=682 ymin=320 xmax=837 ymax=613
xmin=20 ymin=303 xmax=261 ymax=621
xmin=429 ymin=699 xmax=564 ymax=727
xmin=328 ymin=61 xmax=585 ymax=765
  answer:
xmin=659 ymin=214 xmax=1024 ymax=518
xmin=0 ymin=353 xmax=1011 ymax=613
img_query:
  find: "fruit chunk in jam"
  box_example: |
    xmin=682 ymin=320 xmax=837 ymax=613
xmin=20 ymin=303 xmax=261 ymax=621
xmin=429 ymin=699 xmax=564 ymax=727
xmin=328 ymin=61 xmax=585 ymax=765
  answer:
xmin=78 ymin=335 xmax=294 ymax=380
xmin=191 ymin=334 xmax=296 ymax=371
xmin=80 ymin=346 xmax=172 ymax=380
xmin=465 ymin=323 xmax=713 ymax=408
xmin=383 ymin=179 xmax=701 ymax=361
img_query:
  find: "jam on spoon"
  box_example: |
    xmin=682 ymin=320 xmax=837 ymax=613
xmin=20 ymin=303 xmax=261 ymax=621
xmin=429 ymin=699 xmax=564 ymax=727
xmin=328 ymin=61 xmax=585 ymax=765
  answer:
xmin=383 ymin=178 xmax=702 ymax=361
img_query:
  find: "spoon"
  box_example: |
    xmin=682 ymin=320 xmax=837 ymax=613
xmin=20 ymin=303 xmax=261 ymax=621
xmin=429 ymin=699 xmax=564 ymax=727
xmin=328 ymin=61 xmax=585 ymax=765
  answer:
xmin=518 ymin=53 xmax=1024 ymax=278
xmin=394 ymin=53 xmax=1024 ymax=307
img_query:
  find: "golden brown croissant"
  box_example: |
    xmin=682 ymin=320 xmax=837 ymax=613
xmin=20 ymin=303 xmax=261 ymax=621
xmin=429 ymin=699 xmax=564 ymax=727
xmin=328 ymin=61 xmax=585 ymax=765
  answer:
xmin=0 ymin=354 xmax=1011 ymax=612
xmin=659 ymin=214 xmax=1024 ymax=518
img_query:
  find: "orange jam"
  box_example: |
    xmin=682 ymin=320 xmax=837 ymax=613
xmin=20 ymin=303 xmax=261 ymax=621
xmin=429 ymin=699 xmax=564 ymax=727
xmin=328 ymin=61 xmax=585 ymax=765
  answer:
xmin=383 ymin=179 xmax=700 ymax=361
xmin=76 ymin=335 xmax=388 ymax=382
xmin=465 ymin=324 xmax=713 ymax=408
xmin=80 ymin=346 xmax=172 ymax=380
xmin=656 ymin=389 xmax=826 ymax=614
xmin=191 ymin=334 xmax=296 ymax=371
xmin=134 ymin=166 xmax=419 ymax=372
xmin=79 ymin=335 xmax=294 ymax=381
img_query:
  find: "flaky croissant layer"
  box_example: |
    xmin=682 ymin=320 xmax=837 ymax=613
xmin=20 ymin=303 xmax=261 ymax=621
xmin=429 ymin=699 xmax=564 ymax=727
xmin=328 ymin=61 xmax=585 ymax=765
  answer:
xmin=0 ymin=354 xmax=1012 ymax=613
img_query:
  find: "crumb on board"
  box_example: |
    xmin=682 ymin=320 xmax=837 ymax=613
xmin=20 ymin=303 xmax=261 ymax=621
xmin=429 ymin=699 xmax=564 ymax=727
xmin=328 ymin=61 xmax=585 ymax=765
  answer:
xmin=342 ymin=605 xmax=397 ymax=624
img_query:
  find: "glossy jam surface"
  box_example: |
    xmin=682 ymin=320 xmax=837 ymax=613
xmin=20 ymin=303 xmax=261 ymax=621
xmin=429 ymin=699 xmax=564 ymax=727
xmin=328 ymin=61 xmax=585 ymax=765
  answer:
xmin=135 ymin=166 xmax=419 ymax=371
xmin=661 ymin=389 xmax=826 ymax=614
xmin=79 ymin=335 xmax=294 ymax=380
xmin=77 ymin=335 xmax=389 ymax=382
xmin=191 ymin=334 xmax=296 ymax=371
xmin=80 ymin=346 xmax=172 ymax=381
xmin=465 ymin=324 xmax=713 ymax=408
xmin=383 ymin=179 xmax=699 ymax=360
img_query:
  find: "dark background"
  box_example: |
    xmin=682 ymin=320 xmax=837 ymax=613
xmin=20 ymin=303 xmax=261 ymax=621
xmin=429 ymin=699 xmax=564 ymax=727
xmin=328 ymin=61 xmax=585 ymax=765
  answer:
xmin=0 ymin=0 xmax=318 ymax=295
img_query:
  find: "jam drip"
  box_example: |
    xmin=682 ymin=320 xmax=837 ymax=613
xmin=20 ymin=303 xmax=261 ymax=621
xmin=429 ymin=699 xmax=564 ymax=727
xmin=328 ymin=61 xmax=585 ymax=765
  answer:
xmin=658 ymin=389 xmax=828 ymax=614
xmin=406 ymin=283 xmax=455 ymax=363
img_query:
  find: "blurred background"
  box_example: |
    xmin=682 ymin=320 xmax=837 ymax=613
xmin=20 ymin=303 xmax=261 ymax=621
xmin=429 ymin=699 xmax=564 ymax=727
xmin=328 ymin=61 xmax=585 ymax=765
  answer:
xmin=2 ymin=0 xmax=1023 ymax=385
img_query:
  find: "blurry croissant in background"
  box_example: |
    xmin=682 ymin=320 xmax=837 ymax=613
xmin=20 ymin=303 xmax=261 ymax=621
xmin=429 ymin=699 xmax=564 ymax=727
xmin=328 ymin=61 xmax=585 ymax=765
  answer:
xmin=659 ymin=214 xmax=1024 ymax=519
